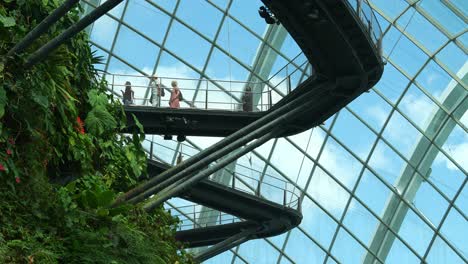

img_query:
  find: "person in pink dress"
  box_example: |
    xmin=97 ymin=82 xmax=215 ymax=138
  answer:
xmin=169 ymin=80 xmax=182 ymax=108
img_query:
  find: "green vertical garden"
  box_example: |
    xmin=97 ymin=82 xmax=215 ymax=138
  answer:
xmin=0 ymin=0 xmax=191 ymax=263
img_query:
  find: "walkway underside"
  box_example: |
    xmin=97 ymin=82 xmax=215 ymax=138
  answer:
xmin=147 ymin=160 xmax=302 ymax=248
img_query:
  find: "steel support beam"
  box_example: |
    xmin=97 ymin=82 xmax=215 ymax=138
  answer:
xmin=25 ymin=0 xmax=125 ymax=67
xmin=5 ymin=0 xmax=80 ymax=59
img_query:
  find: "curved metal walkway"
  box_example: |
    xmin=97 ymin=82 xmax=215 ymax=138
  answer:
xmin=114 ymin=0 xmax=384 ymax=261
xmin=147 ymin=159 xmax=302 ymax=261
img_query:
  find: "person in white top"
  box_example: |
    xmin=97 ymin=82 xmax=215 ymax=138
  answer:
xmin=149 ymin=74 xmax=164 ymax=107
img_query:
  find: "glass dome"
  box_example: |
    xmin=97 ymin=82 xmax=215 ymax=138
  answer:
xmin=82 ymin=0 xmax=467 ymax=263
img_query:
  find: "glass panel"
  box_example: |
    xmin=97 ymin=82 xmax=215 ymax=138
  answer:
xmin=398 ymin=84 xmax=438 ymax=131
xmin=383 ymin=111 xmax=428 ymax=158
xmin=217 ymin=18 xmax=261 ymax=67
xmin=343 ymin=199 xmax=380 ymax=246
xmin=436 ymin=42 xmax=468 ymax=77
xmin=332 ymin=109 xmax=377 ymax=160
xmin=387 ymin=33 xmax=429 ymax=76
xmin=124 ymin=0 xmax=170 ymax=44
xmin=89 ymin=13 xmax=118 ymax=50
xmin=416 ymin=60 xmax=456 ymax=104
xmin=440 ymin=208 xmax=468 ymax=257
xmin=300 ymin=197 xmax=337 ymax=248
xmin=165 ymin=21 xmax=211 ymax=69
xmin=176 ymin=0 xmax=223 ymax=39
xmin=229 ymin=0 xmax=267 ymax=36
xmin=113 ymin=25 xmax=160 ymax=70
xmin=149 ymin=0 xmax=177 ymax=13
xmin=368 ymin=140 xmax=405 ymax=186
xmin=348 ymin=90 xmax=393 ymax=132
xmin=413 ymin=181 xmax=449 ymax=227
xmin=307 ymin=167 xmax=350 ymax=219
xmin=236 ymin=239 xmax=281 ymax=264
xmin=375 ymin=62 xmax=409 ymax=103
xmin=398 ymin=209 xmax=434 ymax=256
xmin=386 ymin=236 xmax=421 ymax=263
xmin=204 ymin=250 xmax=234 ymax=264
xmin=318 ymin=138 xmax=362 ymax=190
xmin=370 ymin=0 xmax=409 ymax=21
xmin=356 ymin=169 xmax=392 ymax=216
xmin=426 ymin=236 xmax=466 ymax=264
xmin=284 ymin=229 xmax=326 ymax=264
xmin=431 ymin=151 xmax=465 ymax=200
xmin=331 ymin=228 xmax=367 ymax=263
xmin=398 ymin=10 xmax=447 ymax=54
xmin=419 ymin=0 xmax=466 ymax=35
xmin=438 ymin=123 xmax=467 ymax=172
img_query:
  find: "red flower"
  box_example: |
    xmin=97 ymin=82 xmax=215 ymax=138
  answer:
xmin=6 ymin=149 xmax=12 ymax=155
xmin=76 ymin=116 xmax=85 ymax=135
xmin=8 ymin=137 xmax=15 ymax=145
xmin=0 ymin=164 xmax=5 ymax=171
xmin=15 ymin=177 xmax=20 ymax=183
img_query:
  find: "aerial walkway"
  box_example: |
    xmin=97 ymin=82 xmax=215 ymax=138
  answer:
xmin=146 ymin=157 xmax=301 ymax=261
xmin=111 ymin=0 xmax=384 ymax=261
xmin=118 ymin=0 xmax=383 ymax=139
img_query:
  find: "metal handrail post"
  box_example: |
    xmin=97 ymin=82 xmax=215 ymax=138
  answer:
xmin=111 ymin=74 xmax=115 ymax=101
xmin=283 ymin=182 xmax=287 ymax=206
xmin=158 ymin=78 xmax=162 ymax=107
xmin=261 ymin=88 xmax=264 ymax=111
xmin=150 ymin=141 xmax=154 ymax=160
xmin=269 ymin=90 xmax=272 ymax=109
xmin=205 ymin=80 xmax=208 ymax=110
xmin=232 ymin=173 xmax=236 ymax=189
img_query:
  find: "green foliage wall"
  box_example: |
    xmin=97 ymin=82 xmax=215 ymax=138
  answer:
xmin=0 ymin=1 xmax=192 ymax=263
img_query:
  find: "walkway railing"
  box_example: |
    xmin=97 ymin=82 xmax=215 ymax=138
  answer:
xmin=346 ymin=0 xmax=383 ymax=52
xmin=143 ymin=138 xmax=301 ymax=211
xmin=166 ymin=204 xmax=242 ymax=231
xmin=101 ymin=52 xmax=311 ymax=112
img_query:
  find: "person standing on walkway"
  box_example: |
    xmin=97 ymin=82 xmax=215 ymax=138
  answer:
xmin=121 ymin=81 xmax=134 ymax=106
xmin=149 ymin=74 xmax=164 ymax=107
xmin=242 ymin=86 xmax=253 ymax=112
xmin=169 ymin=80 xmax=182 ymax=109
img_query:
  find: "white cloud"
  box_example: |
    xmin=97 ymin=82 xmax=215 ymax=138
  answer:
xmin=400 ymin=93 xmax=435 ymax=129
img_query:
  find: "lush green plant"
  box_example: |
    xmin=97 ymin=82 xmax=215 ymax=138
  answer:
xmin=0 ymin=1 xmax=192 ymax=263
